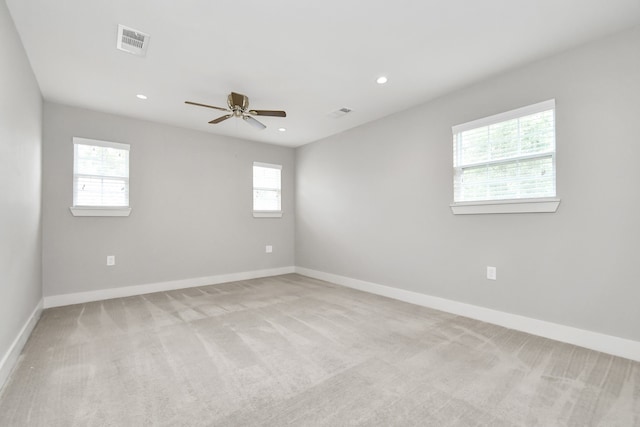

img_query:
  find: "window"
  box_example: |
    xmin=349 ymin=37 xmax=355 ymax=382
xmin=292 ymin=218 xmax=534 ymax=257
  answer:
xmin=70 ymin=137 xmax=131 ymax=217
xmin=253 ymin=162 xmax=282 ymax=218
xmin=451 ymin=99 xmax=560 ymax=214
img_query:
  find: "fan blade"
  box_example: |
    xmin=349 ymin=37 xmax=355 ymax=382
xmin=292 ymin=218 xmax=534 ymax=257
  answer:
xmin=185 ymin=101 xmax=229 ymax=112
xmin=249 ymin=110 xmax=287 ymax=117
xmin=229 ymin=92 xmax=248 ymax=110
xmin=209 ymin=114 xmax=233 ymax=124
xmin=243 ymin=115 xmax=266 ymax=130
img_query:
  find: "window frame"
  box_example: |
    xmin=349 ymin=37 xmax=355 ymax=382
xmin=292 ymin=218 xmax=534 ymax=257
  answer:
xmin=252 ymin=161 xmax=282 ymax=218
xmin=450 ymin=100 xmax=560 ymax=215
xmin=70 ymin=137 xmax=132 ymax=217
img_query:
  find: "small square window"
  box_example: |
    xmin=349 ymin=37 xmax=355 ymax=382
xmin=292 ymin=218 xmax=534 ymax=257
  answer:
xmin=70 ymin=137 xmax=131 ymax=217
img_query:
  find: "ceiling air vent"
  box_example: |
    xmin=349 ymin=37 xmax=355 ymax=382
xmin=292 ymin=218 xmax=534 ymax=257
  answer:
xmin=328 ymin=107 xmax=352 ymax=118
xmin=116 ymin=24 xmax=150 ymax=56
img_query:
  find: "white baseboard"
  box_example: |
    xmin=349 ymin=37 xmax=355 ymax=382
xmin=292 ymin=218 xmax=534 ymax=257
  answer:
xmin=295 ymin=267 xmax=640 ymax=362
xmin=44 ymin=266 xmax=296 ymax=308
xmin=0 ymin=299 xmax=43 ymax=392
xmin=38 ymin=265 xmax=640 ymax=362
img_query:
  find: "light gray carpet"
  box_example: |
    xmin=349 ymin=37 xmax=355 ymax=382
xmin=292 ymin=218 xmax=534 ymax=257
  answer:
xmin=0 ymin=274 xmax=638 ymax=426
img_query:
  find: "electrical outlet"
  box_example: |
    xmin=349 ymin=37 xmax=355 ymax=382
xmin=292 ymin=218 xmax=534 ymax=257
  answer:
xmin=487 ymin=266 xmax=496 ymax=280
xmin=265 ymin=245 xmax=273 ymax=253
xmin=107 ymin=255 xmax=115 ymax=266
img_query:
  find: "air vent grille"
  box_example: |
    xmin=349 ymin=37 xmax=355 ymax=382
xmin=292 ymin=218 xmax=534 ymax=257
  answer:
xmin=328 ymin=107 xmax=352 ymax=118
xmin=117 ymin=24 xmax=149 ymax=56
xmin=122 ymin=29 xmax=145 ymax=49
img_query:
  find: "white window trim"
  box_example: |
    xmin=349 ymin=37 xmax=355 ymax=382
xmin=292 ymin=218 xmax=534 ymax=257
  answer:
xmin=70 ymin=207 xmax=132 ymax=217
xmin=451 ymin=99 xmax=560 ymax=215
xmin=73 ymin=137 xmax=129 ymax=151
xmin=253 ymin=161 xmax=283 ymax=218
xmin=451 ymin=100 xmax=556 ymax=134
xmin=71 ymin=137 xmax=131 ymax=217
xmin=253 ymin=161 xmax=282 ymax=170
xmin=253 ymin=211 xmax=283 ymax=218
xmin=450 ymin=197 xmax=560 ymax=215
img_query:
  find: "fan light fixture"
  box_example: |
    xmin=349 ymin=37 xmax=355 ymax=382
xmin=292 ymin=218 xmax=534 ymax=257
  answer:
xmin=376 ymin=76 xmax=388 ymax=84
xmin=185 ymin=92 xmax=286 ymax=131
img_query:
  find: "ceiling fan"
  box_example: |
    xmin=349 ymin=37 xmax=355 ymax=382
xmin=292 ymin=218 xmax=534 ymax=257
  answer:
xmin=185 ymin=92 xmax=286 ymax=130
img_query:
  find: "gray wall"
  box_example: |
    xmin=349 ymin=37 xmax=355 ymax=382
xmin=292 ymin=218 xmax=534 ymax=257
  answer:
xmin=296 ymin=27 xmax=640 ymax=341
xmin=0 ymin=0 xmax=43 ymax=365
xmin=43 ymin=103 xmax=295 ymax=297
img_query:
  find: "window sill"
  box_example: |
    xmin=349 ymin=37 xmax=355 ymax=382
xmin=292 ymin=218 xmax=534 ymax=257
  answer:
xmin=253 ymin=211 xmax=283 ymax=218
xmin=70 ymin=207 xmax=132 ymax=217
xmin=450 ymin=198 xmax=560 ymax=215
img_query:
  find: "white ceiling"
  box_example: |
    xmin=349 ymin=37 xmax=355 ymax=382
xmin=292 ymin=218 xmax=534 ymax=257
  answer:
xmin=6 ymin=0 xmax=640 ymax=147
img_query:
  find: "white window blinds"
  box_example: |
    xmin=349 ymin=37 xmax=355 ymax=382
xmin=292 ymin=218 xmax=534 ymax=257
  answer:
xmin=452 ymin=100 xmax=556 ymax=203
xmin=73 ymin=138 xmax=130 ymax=207
xmin=253 ymin=162 xmax=281 ymax=212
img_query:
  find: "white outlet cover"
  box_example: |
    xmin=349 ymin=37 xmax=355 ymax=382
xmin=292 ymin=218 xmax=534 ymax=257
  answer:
xmin=265 ymin=245 xmax=273 ymax=253
xmin=487 ymin=266 xmax=496 ymax=280
xmin=107 ymin=255 xmax=115 ymax=266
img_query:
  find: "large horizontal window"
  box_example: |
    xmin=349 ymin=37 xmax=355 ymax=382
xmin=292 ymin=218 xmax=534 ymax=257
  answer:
xmin=451 ymin=100 xmax=560 ymax=214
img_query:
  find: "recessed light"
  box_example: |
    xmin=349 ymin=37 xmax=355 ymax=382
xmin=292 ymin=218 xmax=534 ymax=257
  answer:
xmin=376 ymin=76 xmax=388 ymax=85
xmin=278 ymin=128 xmax=286 ymax=132
xmin=136 ymin=94 xmax=147 ymax=100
